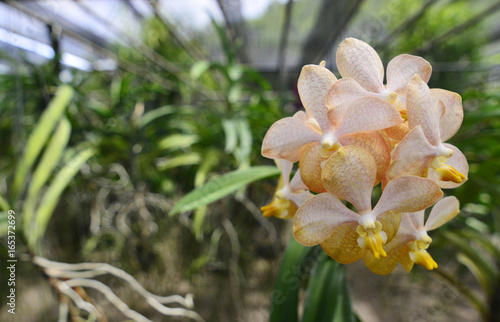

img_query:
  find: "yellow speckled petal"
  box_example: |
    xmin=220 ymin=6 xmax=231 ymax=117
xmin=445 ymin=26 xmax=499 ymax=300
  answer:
xmin=431 ymin=89 xmax=463 ymax=142
xmin=298 ymin=64 xmax=337 ymax=133
xmin=399 ymin=245 xmax=415 ymax=272
xmin=386 ymin=54 xmax=432 ymax=96
xmin=262 ymin=116 xmax=322 ymax=162
xmin=425 ymin=196 xmax=460 ymax=231
xmin=325 ymin=78 xmax=374 ymax=126
xmin=299 ymin=142 xmax=327 ymax=193
xmin=377 ymin=210 xmax=401 ymax=244
xmin=339 ymin=131 xmax=392 ymax=184
xmin=373 ymin=175 xmax=443 ymax=217
xmin=385 ymin=121 xmax=410 ymax=142
xmin=363 ymin=234 xmax=412 ymax=275
xmin=387 ymin=126 xmax=436 ymax=181
xmin=322 ymin=146 xmax=376 ymax=213
xmin=293 ymin=193 xmax=358 ymax=246
xmin=336 ymin=38 xmax=385 ymax=93
xmin=335 ymin=96 xmax=403 ymax=138
xmin=321 ymin=221 xmax=364 ymax=264
xmin=406 ymin=75 xmax=442 ymax=146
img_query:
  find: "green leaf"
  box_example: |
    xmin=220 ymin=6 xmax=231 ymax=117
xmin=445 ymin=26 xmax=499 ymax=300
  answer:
xmin=194 ymin=149 xmax=220 ymax=188
xmin=0 ymin=212 xmax=7 ymax=238
xmin=0 ymin=191 xmax=9 ymax=212
xmin=170 ymin=166 xmax=280 ymax=215
xmin=156 ymin=153 xmax=201 ymax=171
xmin=270 ymin=238 xmax=319 ymax=322
xmin=11 ymin=85 xmax=73 ymax=200
xmin=157 ymin=134 xmax=199 ymax=151
xmin=29 ymin=147 xmax=95 ymax=249
xmin=23 ymin=118 xmax=71 ymax=234
xmin=302 ymin=254 xmax=355 ymax=322
xmin=191 ymin=61 xmax=211 ymax=79
xmin=235 ymin=119 xmax=252 ymax=169
xmin=222 ymin=119 xmax=237 ymax=153
xmin=138 ymin=105 xmax=194 ymax=129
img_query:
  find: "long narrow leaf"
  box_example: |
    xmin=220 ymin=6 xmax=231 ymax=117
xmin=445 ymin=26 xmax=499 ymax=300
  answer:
xmin=170 ymin=166 xmax=280 ymax=215
xmin=0 ymin=212 xmax=7 ymax=238
xmin=157 ymin=134 xmax=199 ymax=151
xmin=23 ymin=118 xmax=71 ymax=234
xmin=302 ymin=254 xmax=356 ymax=322
xmin=270 ymin=238 xmax=319 ymax=322
xmin=0 ymin=191 xmax=9 ymax=211
xmin=138 ymin=105 xmax=194 ymax=129
xmin=29 ymin=147 xmax=95 ymax=249
xmin=11 ymin=85 xmax=73 ymax=200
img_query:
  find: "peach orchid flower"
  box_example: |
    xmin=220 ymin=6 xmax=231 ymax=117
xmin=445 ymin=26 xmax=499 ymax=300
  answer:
xmin=262 ymin=62 xmax=402 ymax=192
xmin=260 ymin=159 xmax=311 ymax=219
xmin=387 ymin=75 xmax=468 ymax=188
xmin=325 ymin=38 xmax=432 ymax=141
xmin=364 ymin=196 xmax=460 ymax=275
xmin=293 ymin=145 xmax=443 ymax=264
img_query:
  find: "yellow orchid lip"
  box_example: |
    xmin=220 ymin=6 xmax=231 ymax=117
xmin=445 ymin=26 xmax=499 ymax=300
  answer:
xmin=260 ymin=198 xmax=297 ymax=219
xmin=356 ymin=220 xmax=388 ymax=259
xmin=429 ymin=155 xmax=467 ymax=184
xmin=408 ymin=239 xmax=438 ymax=270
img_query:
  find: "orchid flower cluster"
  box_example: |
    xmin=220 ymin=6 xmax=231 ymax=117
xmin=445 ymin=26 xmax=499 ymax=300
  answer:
xmin=260 ymin=38 xmax=468 ymax=275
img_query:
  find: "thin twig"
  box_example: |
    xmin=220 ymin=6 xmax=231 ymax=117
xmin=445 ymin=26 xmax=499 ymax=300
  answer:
xmin=222 ymin=219 xmax=244 ymax=317
xmin=414 ymin=1 xmax=500 ymax=56
xmin=277 ymin=0 xmax=294 ymax=92
xmin=312 ymin=0 xmax=364 ymax=64
xmin=375 ymin=0 xmax=439 ymax=50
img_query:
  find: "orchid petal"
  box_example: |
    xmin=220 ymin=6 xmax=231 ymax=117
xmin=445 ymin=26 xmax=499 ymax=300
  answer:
xmin=386 ymin=54 xmax=432 ymax=96
xmin=399 ymin=211 xmax=424 ymax=234
xmin=425 ymin=196 xmax=460 ymax=231
xmin=288 ymin=190 xmax=313 ymax=208
xmin=399 ymin=245 xmax=415 ymax=272
xmin=320 ymin=221 xmax=364 ymax=264
xmin=289 ymin=169 xmax=308 ymax=192
xmin=378 ymin=211 xmax=401 ymax=244
xmin=298 ymin=64 xmax=337 ymax=133
xmin=431 ymin=89 xmax=463 ymax=142
xmin=373 ymin=175 xmax=443 ymax=217
xmin=299 ymin=142 xmax=327 ymax=193
xmin=337 ymin=38 xmax=385 ymax=93
xmin=387 ymin=126 xmax=436 ymax=181
xmin=262 ymin=115 xmax=322 ymax=162
xmin=406 ymin=75 xmax=442 ymax=146
xmin=275 ymin=159 xmax=293 ymax=186
xmin=385 ymin=122 xmax=409 ymax=142
xmin=404 ymin=210 xmax=425 ymax=231
xmin=325 ymin=78 xmax=373 ymax=126
xmin=363 ymin=234 xmax=412 ymax=275
xmin=293 ymin=193 xmax=357 ymax=246
xmin=340 ymin=131 xmax=392 ymax=184
xmin=427 ymin=144 xmax=469 ymax=189
xmin=335 ymin=97 xmax=403 ymax=138
xmin=322 ymin=146 xmax=376 ymax=213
